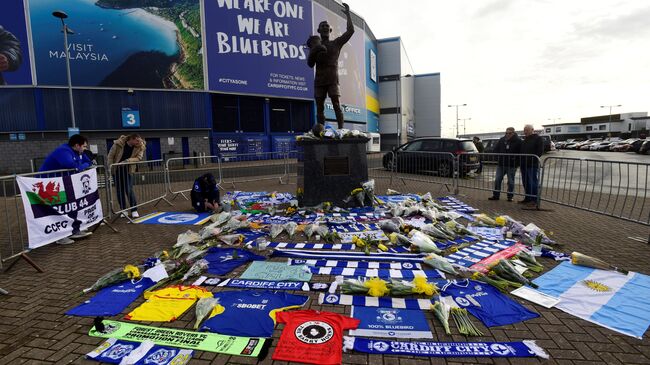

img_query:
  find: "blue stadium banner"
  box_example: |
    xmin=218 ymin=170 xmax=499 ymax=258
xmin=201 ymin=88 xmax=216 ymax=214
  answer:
xmin=0 ymin=0 xmax=33 ymax=86
xmin=204 ymin=0 xmax=313 ymax=98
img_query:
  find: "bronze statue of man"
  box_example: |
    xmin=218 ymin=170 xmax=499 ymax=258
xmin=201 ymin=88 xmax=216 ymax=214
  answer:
xmin=307 ymin=3 xmax=354 ymax=132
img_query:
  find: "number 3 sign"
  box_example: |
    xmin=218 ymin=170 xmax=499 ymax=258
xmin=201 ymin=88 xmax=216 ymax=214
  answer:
xmin=121 ymin=108 xmax=141 ymax=128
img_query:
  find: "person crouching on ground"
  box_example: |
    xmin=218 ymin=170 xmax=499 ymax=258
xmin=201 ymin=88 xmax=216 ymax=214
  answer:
xmin=191 ymin=173 xmax=221 ymax=213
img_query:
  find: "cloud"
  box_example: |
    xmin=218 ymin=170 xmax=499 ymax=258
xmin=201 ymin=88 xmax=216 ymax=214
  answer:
xmin=472 ymin=0 xmax=516 ymax=18
xmin=572 ymin=6 xmax=650 ymax=40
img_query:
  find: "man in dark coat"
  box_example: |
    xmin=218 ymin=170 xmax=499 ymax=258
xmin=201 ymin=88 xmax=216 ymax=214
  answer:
xmin=473 ymin=136 xmax=484 ymax=173
xmin=519 ymin=124 xmax=544 ymax=203
xmin=0 ymin=25 xmax=23 ymax=85
xmin=488 ymin=127 xmax=522 ymax=201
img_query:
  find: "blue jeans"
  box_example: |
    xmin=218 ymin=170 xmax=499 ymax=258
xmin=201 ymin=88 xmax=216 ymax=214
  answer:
xmin=520 ymin=166 xmax=539 ymax=201
xmin=493 ymin=166 xmax=516 ymax=199
xmin=115 ymin=168 xmax=137 ymax=212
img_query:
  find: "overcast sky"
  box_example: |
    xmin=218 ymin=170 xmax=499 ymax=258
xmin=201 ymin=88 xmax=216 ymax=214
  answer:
xmin=344 ymin=0 xmax=650 ymax=137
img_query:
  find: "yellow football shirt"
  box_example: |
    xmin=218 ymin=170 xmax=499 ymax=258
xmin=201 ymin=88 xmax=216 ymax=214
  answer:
xmin=125 ymin=285 xmax=213 ymax=322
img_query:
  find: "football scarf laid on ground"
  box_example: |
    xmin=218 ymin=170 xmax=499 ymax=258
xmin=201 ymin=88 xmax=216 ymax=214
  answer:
xmin=287 ymin=259 xmax=423 ymax=270
xmin=343 ymin=337 xmax=548 ymax=358
xmin=309 ymin=266 xmax=443 ymax=279
xmin=271 ymin=249 xmax=427 ymax=263
xmin=133 ymin=212 xmax=212 ymax=225
xmin=89 ymin=320 xmax=268 ymax=357
xmin=265 ymin=242 xmax=355 ymax=250
xmin=86 ymin=338 xmax=193 ymax=364
xmin=319 ymin=293 xmax=434 ymax=310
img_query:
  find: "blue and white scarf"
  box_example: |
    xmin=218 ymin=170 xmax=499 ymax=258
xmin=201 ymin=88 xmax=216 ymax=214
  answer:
xmin=437 ymin=196 xmax=477 ymax=213
xmin=287 ymin=259 xmax=423 ymax=270
xmin=271 ymin=249 xmax=427 ymax=263
xmin=217 ymin=278 xmax=312 ymax=291
xmin=445 ymin=239 xmax=517 ymax=267
xmin=310 ymin=267 xmax=442 ymax=279
xmin=319 ymin=293 xmax=433 ymax=310
xmin=343 ymin=337 xmax=549 ymax=359
xmin=265 ymin=242 xmax=355 ymax=250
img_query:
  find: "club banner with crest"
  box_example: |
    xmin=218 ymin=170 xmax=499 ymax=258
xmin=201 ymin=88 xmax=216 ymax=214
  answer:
xmin=17 ymin=169 xmax=103 ymax=248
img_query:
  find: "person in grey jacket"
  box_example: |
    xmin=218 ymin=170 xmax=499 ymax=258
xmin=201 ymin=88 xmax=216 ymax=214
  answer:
xmin=488 ymin=127 xmax=522 ymax=201
xmin=0 ymin=25 xmax=23 ymax=85
xmin=519 ymin=124 xmax=544 ymax=203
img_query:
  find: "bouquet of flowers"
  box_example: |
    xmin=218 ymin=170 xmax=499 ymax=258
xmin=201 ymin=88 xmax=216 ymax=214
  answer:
xmin=82 ymin=264 xmax=144 ymax=294
xmin=420 ymin=224 xmax=454 ymax=241
xmin=451 ymin=308 xmax=483 ymax=336
xmin=516 ymin=249 xmax=544 ymax=273
xmin=571 ymin=252 xmax=628 ymax=274
xmin=379 ymin=219 xmax=400 ymax=234
xmin=182 ymin=259 xmax=209 ymax=281
xmin=339 ymin=277 xmax=390 ymax=297
xmin=304 ymin=223 xmax=319 ymax=239
xmin=270 ymin=224 xmax=284 ymax=239
xmin=408 ymin=231 xmax=443 ymax=254
xmin=175 ymin=230 xmax=202 ymax=247
xmin=389 ymin=276 xmax=438 ymax=297
xmin=194 ymin=297 xmax=222 ymax=329
xmin=315 ymin=225 xmax=339 ymax=243
xmin=474 ymin=214 xmax=498 ymax=227
xmin=344 ymin=187 xmax=367 ymax=207
xmin=431 ymin=301 xmax=451 ymax=335
xmin=362 ymin=180 xmax=376 ymax=206
xmin=492 ymin=259 xmax=538 ymax=288
xmin=218 ymin=234 xmax=244 ymax=246
xmin=209 ymin=211 xmax=231 ymax=226
xmin=423 ymin=253 xmax=457 ymax=275
xmin=283 ymin=222 xmax=298 ymax=239
xmin=386 ymin=188 xmax=402 ymax=195
xmin=471 ymin=272 xmax=520 ymax=293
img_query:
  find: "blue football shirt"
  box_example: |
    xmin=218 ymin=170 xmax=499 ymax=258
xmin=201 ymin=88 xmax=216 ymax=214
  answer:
xmin=439 ymin=279 xmax=539 ymax=327
xmin=66 ymin=278 xmax=155 ymax=317
xmin=204 ymin=247 xmax=265 ymax=276
xmin=201 ymin=290 xmax=309 ymax=337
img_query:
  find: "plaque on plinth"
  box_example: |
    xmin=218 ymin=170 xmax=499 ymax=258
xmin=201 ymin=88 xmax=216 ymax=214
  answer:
xmin=296 ymin=138 xmax=370 ymax=207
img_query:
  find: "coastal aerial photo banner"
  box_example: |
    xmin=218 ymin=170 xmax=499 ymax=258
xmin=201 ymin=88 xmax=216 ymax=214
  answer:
xmin=204 ymin=0 xmax=313 ymax=98
xmin=0 ymin=0 xmax=33 ymax=86
xmin=28 ymin=0 xmax=204 ymax=89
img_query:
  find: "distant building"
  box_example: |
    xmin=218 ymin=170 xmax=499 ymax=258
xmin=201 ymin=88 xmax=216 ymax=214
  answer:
xmin=542 ymin=112 xmax=648 ymax=141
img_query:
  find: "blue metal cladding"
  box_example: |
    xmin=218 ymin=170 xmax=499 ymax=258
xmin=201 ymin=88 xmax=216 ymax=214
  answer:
xmin=0 ymin=88 xmax=39 ymax=131
xmin=37 ymin=88 xmax=210 ymax=131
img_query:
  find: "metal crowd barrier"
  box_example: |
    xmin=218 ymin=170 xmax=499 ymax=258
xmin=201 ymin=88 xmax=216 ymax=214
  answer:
xmin=455 ymin=153 xmax=544 ymax=206
xmin=219 ymin=151 xmax=290 ymax=188
xmin=540 ymin=156 xmax=650 ymax=225
xmin=0 ymin=168 xmax=74 ymax=273
xmin=165 ymin=156 xmax=222 ymax=201
xmin=108 ymin=159 xmax=171 ymax=222
xmin=380 ymin=151 xmax=458 ymax=194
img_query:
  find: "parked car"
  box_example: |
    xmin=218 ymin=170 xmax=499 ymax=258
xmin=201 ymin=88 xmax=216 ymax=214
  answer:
xmin=590 ymin=141 xmax=612 ymax=151
xmin=630 ymin=139 xmax=645 ymax=153
xmin=482 ymin=138 xmax=500 ymax=153
xmin=609 ymin=138 xmax=638 ymax=152
xmin=639 ymin=140 xmax=650 ymax=155
xmin=555 ymin=139 xmax=576 ymax=149
xmin=540 ymin=135 xmax=553 ymax=152
xmin=382 ymin=138 xmax=479 ymax=177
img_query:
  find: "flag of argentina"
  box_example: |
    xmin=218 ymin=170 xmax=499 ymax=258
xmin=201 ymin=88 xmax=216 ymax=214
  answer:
xmin=534 ymin=261 xmax=650 ymax=339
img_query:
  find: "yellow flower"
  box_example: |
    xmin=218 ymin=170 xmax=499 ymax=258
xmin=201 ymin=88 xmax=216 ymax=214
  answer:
xmin=471 ymin=272 xmax=483 ymax=280
xmin=389 ymin=232 xmax=398 ymax=244
xmin=351 ymin=188 xmax=364 ymax=195
xmin=123 ymin=265 xmax=140 ymax=279
xmin=160 ymin=250 xmax=169 ymax=260
xmin=412 ymin=276 xmax=438 ymax=296
xmin=377 ymin=243 xmax=388 ymax=252
xmin=237 ymin=235 xmax=244 ymax=244
xmin=250 ymin=222 xmax=263 ymax=229
xmin=449 ymin=246 xmax=459 ymax=253
xmin=495 ymin=216 xmax=507 ymax=226
xmin=352 ymin=236 xmax=365 ymax=248
xmin=364 ymin=278 xmax=390 ymax=297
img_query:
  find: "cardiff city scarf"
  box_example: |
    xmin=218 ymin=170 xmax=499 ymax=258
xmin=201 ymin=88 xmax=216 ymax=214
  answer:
xmin=338 ymin=230 xmax=388 ymax=243
xmin=246 ymin=213 xmax=313 ymax=225
xmin=89 ymin=320 xmax=268 ymax=357
xmin=287 ymin=259 xmax=423 ymax=270
xmin=310 ymin=266 xmax=442 ymax=279
xmin=218 ymin=278 xmax=311 ymax=291
xmin=343 ymin=337 xmax=549 ymax=358
xmin=328 ymin=223 xmax=382 ymax=233
xmin=86 ymin=338 xmax=193 ymax=364
xmin=319 ymin=293 xmax=433 ymax=310
xmin=271 ymin=249 xmax=427 ymax=263
xmin=266 ymin=242 xmax=355 ymax=250
xmin=375 ymin=194 xmax=421 ymax=204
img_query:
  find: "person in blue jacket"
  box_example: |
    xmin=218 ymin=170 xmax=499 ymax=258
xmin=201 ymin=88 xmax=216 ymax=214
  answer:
xmin=191 ymin=173 xmax=220 ymax=213
xmin=39 ymin=134 xmax=92 ymax=172
xmin=39 ymin=134 xmax=93 ymax=244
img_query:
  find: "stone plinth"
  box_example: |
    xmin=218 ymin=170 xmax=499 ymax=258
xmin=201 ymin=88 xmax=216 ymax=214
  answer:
xmin=296 ymin=138 xmax=370 ymax=207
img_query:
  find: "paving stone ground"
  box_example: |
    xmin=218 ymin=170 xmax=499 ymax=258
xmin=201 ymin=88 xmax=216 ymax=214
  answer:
xmin=0 ymin=178 xmax=649 ymax=365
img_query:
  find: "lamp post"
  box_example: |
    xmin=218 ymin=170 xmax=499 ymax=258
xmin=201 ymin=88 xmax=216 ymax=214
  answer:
xmin=600 ymin=104 xmax=622 ymax=124
xmin=52 ymin=10 xmax=76 ymax=129
xmin=448 ymin=104 xmax=467 ymax=138
xmin=459 ymin=118 xmax=471 ymax=136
